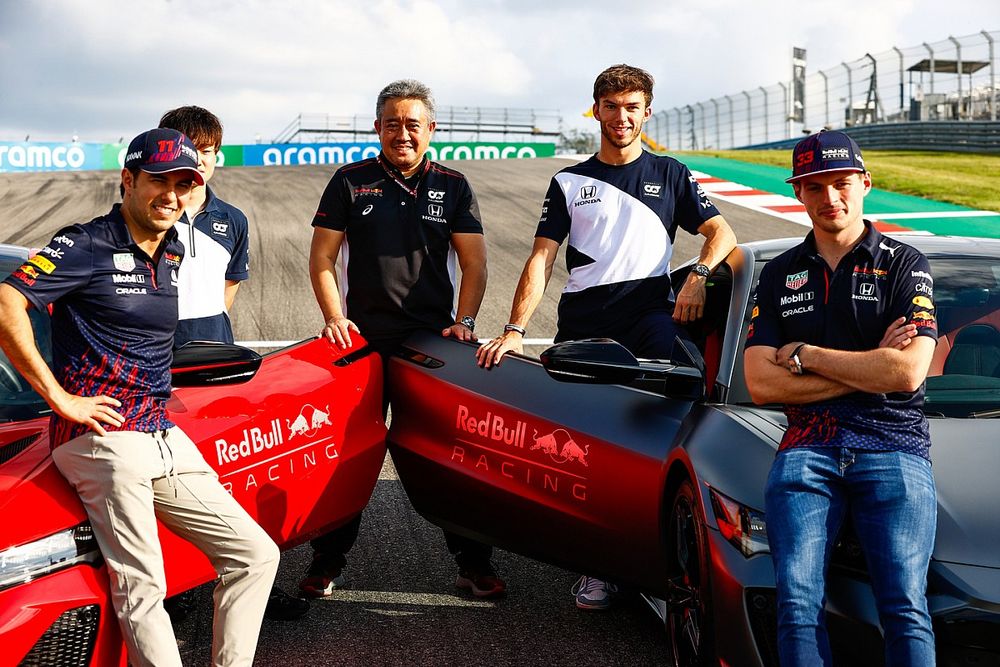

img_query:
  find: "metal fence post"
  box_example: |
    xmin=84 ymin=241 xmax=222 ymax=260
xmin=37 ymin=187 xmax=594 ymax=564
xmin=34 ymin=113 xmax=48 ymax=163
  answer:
xmin=985 ymin=30 xmax=997 ymax=121
xmin=711 ymin=98 xmax=720 ymax=149
xmin=677 ymin=107 xmax=684 ymax=149
xmin=842 ymin=62 xmax=853 ymax=124
xmin=778 ymin=81 xmax=789 ymax=139
xmin=725 ymin=95 xmax=736 ymax=148
xmin=818 ymin=70 xmax=829 ymax=128
xmin=923 ymin=42 xmax=935 ymax=94
xmin=893 ymin=46 xmax=905 ymax=114
xmin=743 ymin=91 xmax=752 ymax=145
xmin=759 ymin=86 xmax=769 ymax=143
xmin=696 ymin=101 xmax=706 ymax=149
xmin=949 ymin=36 xmax=963 ymax=119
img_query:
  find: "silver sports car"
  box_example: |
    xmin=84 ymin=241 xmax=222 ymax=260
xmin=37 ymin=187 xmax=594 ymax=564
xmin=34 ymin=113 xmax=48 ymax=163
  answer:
xmin=386 ymin=234 xmax=1000 ymax=666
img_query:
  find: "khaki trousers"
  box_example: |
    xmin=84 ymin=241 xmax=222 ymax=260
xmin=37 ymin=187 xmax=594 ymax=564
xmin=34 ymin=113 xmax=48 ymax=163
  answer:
xmin=52 ymin=426 xmax=279 ymax=667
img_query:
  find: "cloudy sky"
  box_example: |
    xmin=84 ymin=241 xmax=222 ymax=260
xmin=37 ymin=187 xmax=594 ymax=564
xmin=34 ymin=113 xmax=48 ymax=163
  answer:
xmin=1 ymin=0 xmax=997 ymax=144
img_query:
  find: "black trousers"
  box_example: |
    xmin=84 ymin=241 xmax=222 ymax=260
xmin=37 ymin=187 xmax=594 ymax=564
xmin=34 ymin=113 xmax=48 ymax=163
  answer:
xmin=309 ymin=337 xmax=493 ymax=571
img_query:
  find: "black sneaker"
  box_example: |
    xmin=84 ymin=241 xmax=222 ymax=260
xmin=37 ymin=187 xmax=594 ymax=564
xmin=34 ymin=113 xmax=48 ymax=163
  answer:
xmin=455 ymin=563 xmax=507 ymax=598
xmin=264 ymin=586 xmax=310 ymax=621
xmin=298 ymin=558 xmax=347 ymax=598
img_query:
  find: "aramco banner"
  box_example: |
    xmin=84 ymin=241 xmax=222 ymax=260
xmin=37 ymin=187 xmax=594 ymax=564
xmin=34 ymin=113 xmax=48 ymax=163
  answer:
xmin=0 ymin=140 xmax=556 ymax=173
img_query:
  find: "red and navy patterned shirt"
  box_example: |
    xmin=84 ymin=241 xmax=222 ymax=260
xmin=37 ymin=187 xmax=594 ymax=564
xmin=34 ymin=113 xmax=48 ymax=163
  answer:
xmin=745 ymin=222 xmax=938 ymax=459
xmin=4 ymin=205 xmax=183 ymax=447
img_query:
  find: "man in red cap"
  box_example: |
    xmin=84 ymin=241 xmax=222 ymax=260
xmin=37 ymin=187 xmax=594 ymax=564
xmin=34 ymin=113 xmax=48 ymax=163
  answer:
xmin=0 ymin=128 xmax=279 ymax=667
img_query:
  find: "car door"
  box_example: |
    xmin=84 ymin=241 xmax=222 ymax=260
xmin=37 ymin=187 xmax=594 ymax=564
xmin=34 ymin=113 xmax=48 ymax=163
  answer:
xmin=387 ymin=332 xmax=698 ymax=594
xmin=162 ymin=337 xmax=387 ymax=590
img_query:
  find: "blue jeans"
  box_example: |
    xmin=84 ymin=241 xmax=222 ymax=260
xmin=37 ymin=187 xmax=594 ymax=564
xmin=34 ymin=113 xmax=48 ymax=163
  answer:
xmin=765 ymin=447 xmax=937 ymax=667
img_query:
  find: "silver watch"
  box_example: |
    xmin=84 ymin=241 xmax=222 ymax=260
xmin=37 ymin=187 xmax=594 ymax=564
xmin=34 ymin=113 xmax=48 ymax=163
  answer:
xmin=458 ymin=315 xmax=476 ymax=332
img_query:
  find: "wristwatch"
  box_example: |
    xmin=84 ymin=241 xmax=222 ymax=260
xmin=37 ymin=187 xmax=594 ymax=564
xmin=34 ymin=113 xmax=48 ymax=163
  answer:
xmin=691 ymin=263 xmax=712 ymax=278
xmin=789 ymin=343 xmax=807 ymax=375
xmin=457 ymin=315 xmax=476 ymax=332
xmin=503 ymin=323 xmax=526 ymax=336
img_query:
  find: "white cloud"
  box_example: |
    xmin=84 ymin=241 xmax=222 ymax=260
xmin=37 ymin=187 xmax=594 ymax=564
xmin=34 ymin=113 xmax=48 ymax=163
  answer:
xmin=0 ymin=0 xmax=997 ymax=142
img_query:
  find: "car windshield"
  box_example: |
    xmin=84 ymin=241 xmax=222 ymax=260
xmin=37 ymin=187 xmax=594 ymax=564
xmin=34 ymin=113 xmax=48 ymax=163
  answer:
xmin=731 ymin=254 xmax=1000 ymax=418
xmin=0 ymin=254 xmax=53 ymax=422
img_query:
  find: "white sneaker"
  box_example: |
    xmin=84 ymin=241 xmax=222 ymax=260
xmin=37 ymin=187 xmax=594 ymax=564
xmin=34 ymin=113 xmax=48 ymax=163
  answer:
xmin=571 ymin=575 xmax=617 ymax=610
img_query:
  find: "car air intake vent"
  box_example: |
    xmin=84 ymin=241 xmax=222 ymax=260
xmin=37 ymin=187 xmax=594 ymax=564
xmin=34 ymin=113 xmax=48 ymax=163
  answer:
xmin=19 ymin=604 xmax=99 ymax=666
xmin=0 ymin=433 xmax=40 ymax=465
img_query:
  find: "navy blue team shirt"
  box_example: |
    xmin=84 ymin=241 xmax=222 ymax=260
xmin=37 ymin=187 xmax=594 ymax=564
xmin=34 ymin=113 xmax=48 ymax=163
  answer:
xmin=536 ymin=151 xmax=720 ymax=338
xmin=4 ymin=204 xmax=182 ymax=447
xmin=746 ymin=221 xmax=938 ymax=459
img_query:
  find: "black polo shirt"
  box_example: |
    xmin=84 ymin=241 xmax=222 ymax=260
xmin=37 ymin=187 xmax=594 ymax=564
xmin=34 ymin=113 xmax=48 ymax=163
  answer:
xmin=311 ymin=154 xmax=484 ymax=344
xmin=4 ymin=205 xmax=182 ymax=447
xmin=746 ymin=221 xmax=937 ymax=458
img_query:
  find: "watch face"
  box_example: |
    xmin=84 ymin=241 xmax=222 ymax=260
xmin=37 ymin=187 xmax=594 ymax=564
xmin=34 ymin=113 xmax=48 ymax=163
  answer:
xmin=693 ymin=264 xmax=711 ymax=277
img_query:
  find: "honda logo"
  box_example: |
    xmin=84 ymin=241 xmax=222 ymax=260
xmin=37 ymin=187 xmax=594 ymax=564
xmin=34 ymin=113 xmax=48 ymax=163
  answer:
xmin=579 ymin=185 xmax=597 ymax=200
xmin=428 ymin=204 xmax=444 ymax=217
xmin=860 ymin=282 xmax=875 ymax=296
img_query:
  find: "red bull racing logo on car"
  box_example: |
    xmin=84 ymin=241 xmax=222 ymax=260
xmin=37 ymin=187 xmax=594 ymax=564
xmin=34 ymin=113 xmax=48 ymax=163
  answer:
xmin=453 ymin=405 xmax=588 ymax=503
xmin=216 ymin=402 xmax=341 ymax=495
xmin=529 ymin=428 xmax=589 ymax=467
xmin=287 ymin=403 xmax=333 ymax=439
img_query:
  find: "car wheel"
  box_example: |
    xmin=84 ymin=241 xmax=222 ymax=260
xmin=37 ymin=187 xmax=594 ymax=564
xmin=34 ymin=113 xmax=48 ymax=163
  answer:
xmin=665 ymin=479 xmax=714 ymax=667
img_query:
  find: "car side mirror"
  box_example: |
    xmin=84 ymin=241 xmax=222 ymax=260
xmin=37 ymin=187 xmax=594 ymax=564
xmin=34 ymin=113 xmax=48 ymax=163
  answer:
xmin=171 ymin=341 xmax=263 ymax=387
xmin=540 ymin=339 xmax=641 ymax=384
xmin=540 ymin=338 xmax=705 ymax=401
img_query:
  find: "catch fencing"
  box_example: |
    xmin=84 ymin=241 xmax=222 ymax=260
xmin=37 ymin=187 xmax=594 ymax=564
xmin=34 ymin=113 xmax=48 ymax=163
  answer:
xmin=273 ymin=106 xmax=563 ymax=144
xmin=646 ymin=30 xmax=999 ymax=151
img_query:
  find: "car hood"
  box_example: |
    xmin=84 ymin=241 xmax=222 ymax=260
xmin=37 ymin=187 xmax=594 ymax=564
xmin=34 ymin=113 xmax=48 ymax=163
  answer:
xmin=733 ymin=410 xmax=1000 ymax=569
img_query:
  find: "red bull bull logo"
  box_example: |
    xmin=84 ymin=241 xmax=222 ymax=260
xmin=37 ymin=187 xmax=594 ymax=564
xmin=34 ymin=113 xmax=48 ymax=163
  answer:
xmin=287 ymin=403 xmax=332 ymax=439
xmin=530 ymin=428 xmax=590 ymax=467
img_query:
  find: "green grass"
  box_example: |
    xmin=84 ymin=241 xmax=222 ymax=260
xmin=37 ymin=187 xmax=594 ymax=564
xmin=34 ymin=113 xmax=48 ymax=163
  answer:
xmin=680 ymin=149 xmax=1000 ymax=213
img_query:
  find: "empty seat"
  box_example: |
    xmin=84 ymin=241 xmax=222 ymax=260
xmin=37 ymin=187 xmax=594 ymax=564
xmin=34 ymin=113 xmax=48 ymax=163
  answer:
xmin=942 ymin=324 xmax=1000 ymax=377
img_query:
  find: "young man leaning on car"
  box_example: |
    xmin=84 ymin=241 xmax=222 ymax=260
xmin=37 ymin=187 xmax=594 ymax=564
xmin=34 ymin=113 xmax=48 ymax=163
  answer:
xmin=743 ymin=130 xmax=937 ymax=666
xmin=476 ymin=63 xmax=737 ymax=611
xmin=0 ymin=129 xmax=279 ymax=667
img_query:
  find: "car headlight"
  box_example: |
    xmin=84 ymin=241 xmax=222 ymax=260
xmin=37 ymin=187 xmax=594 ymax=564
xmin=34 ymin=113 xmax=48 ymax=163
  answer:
xmin=0 ymin=523 xmax=101 ymax=592
xmin=709 ymin=487 xmax=770 ymax=558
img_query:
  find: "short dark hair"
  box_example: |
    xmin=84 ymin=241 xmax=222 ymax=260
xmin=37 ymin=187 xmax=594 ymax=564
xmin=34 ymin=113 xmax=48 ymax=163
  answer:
xmin=376 ymin=79 xmax=436 ymax=122
xmin=593 ymin=64 xmax=654 ymax=107
xmin=159 ymin=106 xmax=223 ymax=151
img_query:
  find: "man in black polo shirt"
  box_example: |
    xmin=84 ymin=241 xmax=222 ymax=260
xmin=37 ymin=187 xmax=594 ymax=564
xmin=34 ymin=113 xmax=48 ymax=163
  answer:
xmin=305 ymin=79 xmax=501 ymax=598
xmin=744 ymin=131 xmax=937 ymax=665
xmin=0 ymin=129 xmax=279 ymax=667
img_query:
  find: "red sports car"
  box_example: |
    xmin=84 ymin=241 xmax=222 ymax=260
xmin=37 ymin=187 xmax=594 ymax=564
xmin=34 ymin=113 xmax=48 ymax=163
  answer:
xmin=0 ymin=243 xmax=387 ymax=667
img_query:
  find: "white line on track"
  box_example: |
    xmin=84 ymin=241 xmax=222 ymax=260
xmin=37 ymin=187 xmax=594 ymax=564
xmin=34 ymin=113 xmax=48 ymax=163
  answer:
xmin=311 ymin=590 xmax=495 ymax=608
